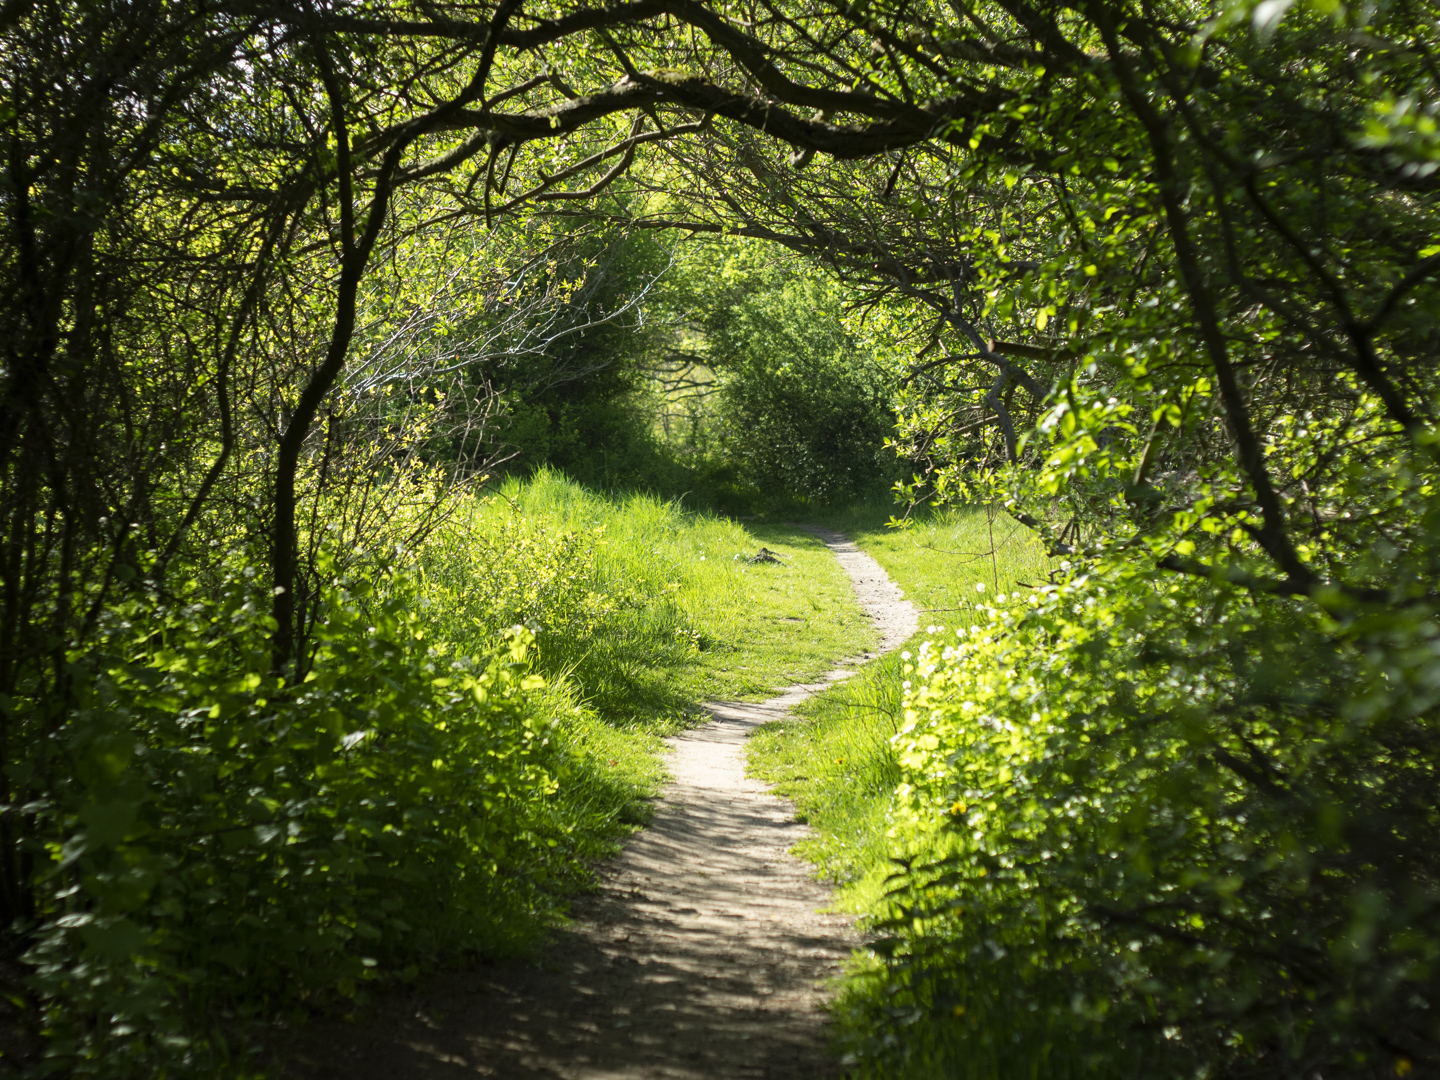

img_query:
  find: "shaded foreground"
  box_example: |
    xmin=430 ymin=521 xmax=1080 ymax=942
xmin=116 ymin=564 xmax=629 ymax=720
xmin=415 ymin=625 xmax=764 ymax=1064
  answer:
xmin=284 ymin=528 xmax=915 ymax=1079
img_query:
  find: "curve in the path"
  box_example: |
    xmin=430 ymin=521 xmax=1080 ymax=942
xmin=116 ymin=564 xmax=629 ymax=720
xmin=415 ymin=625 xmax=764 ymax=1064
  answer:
xmin=286 ymin=529 xmax=916 ymax=1080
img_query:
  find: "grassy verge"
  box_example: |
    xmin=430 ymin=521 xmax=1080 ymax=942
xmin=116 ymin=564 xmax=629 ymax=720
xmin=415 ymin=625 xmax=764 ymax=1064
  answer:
xmin=746 ymin=501 xmax=1054 ymax=911
xmin=418 ymin=468 xmax=875 ymax=874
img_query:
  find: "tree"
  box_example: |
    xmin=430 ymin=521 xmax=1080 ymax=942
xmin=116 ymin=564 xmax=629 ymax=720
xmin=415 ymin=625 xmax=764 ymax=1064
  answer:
xmin=0 ymin=0 xmax=1075 ymax=932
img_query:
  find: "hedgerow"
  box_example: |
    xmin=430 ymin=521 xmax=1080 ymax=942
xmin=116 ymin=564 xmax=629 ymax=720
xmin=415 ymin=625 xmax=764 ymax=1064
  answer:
xmin=841 ymin=554 xmax=1440 ymax=1078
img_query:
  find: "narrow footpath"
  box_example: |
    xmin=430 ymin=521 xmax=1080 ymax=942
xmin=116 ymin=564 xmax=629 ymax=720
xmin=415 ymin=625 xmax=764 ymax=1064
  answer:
xmin=287 ymin=527 xmax=916 ymax=1080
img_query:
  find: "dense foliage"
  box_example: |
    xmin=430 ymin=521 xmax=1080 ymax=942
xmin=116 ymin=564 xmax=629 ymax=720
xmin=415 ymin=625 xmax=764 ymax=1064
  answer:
xmin=7 ymin=0 xmax=1440 ymax=1071
xmin=30 ymin=565 xmax=567 ymax=1074
xmin=458 ymin=221 xmax=681 ymax=486
xmin=858 ymin=553 xmax=1440 ymax=1078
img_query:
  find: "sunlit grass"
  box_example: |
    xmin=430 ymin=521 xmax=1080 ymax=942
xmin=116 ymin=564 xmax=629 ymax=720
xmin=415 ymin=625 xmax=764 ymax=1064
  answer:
xmin=821 ymin=500 xmax=1056 ymax=627
xmin=747 ymin=653 xmax=904 ymax=912
xmin=494 ymin=469 xmax=875 ymax=712
xmin=416 ymin=468 xmax=875 ymax=862
xmin=748 ymin=499 xmax=1055 ymax=911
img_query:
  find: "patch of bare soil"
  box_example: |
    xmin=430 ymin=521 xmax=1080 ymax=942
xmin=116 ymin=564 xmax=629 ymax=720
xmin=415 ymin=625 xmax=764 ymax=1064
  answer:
xmin=283 ymin=529 xmax=916 ymax=1080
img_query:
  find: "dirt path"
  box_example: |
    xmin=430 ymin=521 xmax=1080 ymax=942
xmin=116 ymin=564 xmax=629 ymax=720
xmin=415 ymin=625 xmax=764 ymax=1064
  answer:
xmin=286 ymin=527 xmax=916 ymax=1080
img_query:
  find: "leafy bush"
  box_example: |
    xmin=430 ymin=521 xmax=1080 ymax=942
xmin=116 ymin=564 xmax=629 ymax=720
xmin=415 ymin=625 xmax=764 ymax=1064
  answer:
xmin=24 ymin=562 xmax=571 ymax=1076
xmin=841 ymin=556 xmax=1440 ymax=1079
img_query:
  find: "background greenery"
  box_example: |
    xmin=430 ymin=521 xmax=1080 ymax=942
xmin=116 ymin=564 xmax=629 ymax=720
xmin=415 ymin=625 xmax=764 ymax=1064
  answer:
xmin=458 ymin=234 xmax=906 ymax=514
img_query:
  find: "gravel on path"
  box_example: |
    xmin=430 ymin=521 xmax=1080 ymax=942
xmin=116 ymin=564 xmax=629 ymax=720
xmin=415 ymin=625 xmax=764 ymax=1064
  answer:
xmin=285 ymin=529 xmax=916 ymax=1080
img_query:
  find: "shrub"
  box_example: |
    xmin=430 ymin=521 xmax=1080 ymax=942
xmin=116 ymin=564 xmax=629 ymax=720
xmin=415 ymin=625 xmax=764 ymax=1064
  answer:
xmin=24 ymin=562 xmax=569 ymax=1076
xmin=842 ymin=562 xmax=1440 ymax=1079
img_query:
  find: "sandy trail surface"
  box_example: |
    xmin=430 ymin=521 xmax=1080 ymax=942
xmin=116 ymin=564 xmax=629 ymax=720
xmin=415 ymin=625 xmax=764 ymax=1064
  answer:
xmin=285 ymin=527 xmax=916 ymax=1080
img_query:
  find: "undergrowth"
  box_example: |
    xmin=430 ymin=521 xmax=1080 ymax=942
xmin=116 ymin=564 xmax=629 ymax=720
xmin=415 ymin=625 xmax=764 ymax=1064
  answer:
xmin=413 ymin=469 xmax=872 ymax=852
xmin=758 ymin=496 xmax=1440 ymax=1077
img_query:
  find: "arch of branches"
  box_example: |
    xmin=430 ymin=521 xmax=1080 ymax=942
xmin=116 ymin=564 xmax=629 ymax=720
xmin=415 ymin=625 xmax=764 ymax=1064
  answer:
xmin=3 ymin=0 xmax=1438 ymax=921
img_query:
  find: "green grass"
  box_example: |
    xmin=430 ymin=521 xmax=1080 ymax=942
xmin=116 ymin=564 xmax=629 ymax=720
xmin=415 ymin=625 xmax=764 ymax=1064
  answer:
xmin=417 ymin=468 xmax=875 ymax=862
xmin=747 ymin=500 xmax=1054 ymax=911
xmin=474 ymin=469 xmax=876 ymax=709
xmin=421 ymin=478 xmax=1052 ymax=930
xmin=818 ymin=499 xmax=1056 ymax=624
xmin=746 ymin=654 xmax=906 ymax=911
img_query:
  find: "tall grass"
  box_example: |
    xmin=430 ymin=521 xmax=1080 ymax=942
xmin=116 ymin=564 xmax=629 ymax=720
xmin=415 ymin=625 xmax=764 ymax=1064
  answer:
xmin=425 ymin=469 xmax=873 ymax=706
xmin=416 ymin=468 xmax=875 ymax=842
